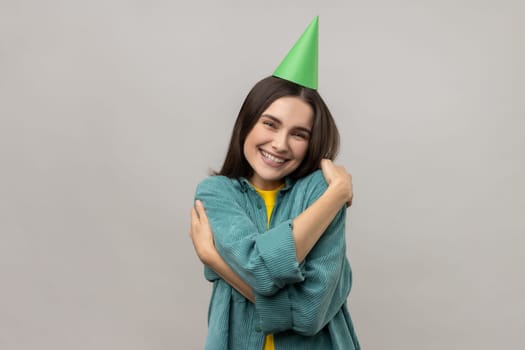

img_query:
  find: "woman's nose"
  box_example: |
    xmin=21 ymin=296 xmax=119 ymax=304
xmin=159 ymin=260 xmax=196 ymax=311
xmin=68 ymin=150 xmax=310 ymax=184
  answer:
xmin=271 ymin=132 xmax=288 ymax=152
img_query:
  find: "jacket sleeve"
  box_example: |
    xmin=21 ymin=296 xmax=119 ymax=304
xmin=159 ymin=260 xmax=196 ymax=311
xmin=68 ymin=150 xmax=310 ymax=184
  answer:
xmin=254 ymin=177 xmax=353 ymax=336
xmin=195 ymin=176 xmax=305 ymax=296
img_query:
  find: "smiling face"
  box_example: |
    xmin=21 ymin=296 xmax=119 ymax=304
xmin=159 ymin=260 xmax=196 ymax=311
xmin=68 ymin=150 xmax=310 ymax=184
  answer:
xmin=243 ymin=96 xmax=314 ymax=190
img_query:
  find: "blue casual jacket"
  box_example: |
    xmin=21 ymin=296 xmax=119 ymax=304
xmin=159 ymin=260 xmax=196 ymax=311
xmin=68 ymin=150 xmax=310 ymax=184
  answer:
xmin=194 ymin=170 xmax=360 ymax=350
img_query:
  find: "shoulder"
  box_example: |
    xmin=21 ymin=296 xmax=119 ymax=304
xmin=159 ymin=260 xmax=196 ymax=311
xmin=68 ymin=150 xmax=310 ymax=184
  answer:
xmin=287 ymin=170 xmax=328 ymax=206
xmin=293 ymin=169 xmax=328 ymax=192
xmin=195 ymin=175 xmax=242 ymax=198
xmin=196 ymin=175 xmax=232 ymax=189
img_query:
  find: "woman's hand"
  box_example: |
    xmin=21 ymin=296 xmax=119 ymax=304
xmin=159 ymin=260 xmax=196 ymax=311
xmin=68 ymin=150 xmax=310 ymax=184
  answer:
xmin=190 ymin=200 xmax=218 ymax=265
xmin=320 ymin=159 xmax=353 ymax=207
xmin=190 ymin=200 xmax=256 ymax=302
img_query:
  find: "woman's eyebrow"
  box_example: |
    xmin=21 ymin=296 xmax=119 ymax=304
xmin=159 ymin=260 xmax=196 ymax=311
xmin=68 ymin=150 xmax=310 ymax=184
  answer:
xmin=261 ymin=114 xmax=312 ymax=134
xmin=261 ymin=114 xmax=282 ymax=125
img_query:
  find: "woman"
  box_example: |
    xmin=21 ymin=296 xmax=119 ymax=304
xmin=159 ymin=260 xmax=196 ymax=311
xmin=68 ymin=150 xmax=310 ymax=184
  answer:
xmin=190 ymin=75 xmax=360 ymax=349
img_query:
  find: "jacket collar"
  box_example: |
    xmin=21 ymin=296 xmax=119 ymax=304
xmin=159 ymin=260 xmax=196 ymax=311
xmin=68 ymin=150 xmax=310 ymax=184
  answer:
xmin=238 ymin=176 xmax=296 ymax=193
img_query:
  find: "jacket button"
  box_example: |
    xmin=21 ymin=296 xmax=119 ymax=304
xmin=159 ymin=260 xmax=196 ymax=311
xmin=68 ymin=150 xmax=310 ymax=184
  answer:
xmin=255 ymin=326 xmax=261 ymax=332
xmin=257 ymin=203 xmax=262 ymax=209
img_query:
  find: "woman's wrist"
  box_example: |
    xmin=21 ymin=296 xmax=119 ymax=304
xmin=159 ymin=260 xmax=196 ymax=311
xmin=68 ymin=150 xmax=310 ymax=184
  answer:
xmin=199 ymin=245 xmax=220 ymax=266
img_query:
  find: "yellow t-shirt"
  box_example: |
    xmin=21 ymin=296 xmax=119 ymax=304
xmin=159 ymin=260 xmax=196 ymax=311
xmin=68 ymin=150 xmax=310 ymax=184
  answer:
xmin=254 ymin=184 xmax=284 ymax=350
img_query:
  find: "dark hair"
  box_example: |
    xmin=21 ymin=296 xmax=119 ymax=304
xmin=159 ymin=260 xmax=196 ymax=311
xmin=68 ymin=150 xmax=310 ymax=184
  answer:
xmin=216 ymin=76 xmax=339 ymax=180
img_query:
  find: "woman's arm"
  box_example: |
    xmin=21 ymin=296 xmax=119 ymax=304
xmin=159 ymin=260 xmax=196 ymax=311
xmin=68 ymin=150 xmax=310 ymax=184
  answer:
xmin=191 ymin=169 xmax=353 ymax=334
xmin=190 ymin=159 xmax=353 ymax=298
xmin=191 ymin=201 xmax=255 ymax=303
xmin=255 ymin=208 xmax=352 ymax=336
xmin=194 ymin=178 xmax=303 ymax=296
xmin=292 ymin=159 xmax=352 ymax=262
xmin=194 ymin=159 xmax=352 ymax=264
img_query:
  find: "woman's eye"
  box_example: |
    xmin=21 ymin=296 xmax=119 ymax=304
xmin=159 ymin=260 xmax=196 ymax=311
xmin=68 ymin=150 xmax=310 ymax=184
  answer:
xmin=263 ymin=121 xmax=275 ymax=128
xmin=292 ymin=133 xmax=308 ymax=140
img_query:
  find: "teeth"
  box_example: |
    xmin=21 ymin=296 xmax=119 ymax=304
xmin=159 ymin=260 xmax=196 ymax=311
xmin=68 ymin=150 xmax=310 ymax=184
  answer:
xmin=261 ymin=150 xmax=285 ymax=163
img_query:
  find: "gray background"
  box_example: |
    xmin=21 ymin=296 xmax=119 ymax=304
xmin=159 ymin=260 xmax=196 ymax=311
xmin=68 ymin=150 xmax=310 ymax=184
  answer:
xmin=1 ymin=0 xmax=524 ymax=349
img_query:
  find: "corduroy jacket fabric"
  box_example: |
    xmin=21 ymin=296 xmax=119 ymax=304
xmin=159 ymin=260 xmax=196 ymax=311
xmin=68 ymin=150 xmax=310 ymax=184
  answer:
xmin=194 ymin=170 xmax=360 ymax=350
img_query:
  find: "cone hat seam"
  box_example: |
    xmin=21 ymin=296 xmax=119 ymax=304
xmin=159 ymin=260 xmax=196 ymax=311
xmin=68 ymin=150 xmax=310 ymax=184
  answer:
xmin=272 ymin=16 xmax=319 ymax=90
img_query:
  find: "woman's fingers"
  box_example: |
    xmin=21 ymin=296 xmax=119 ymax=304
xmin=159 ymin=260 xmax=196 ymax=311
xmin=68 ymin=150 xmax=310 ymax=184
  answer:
xmin=190 ymin=207 xmax=201 ymax=246
xmin=190 ymin=206 xmax=199 ymax=231
xmin=189 ymin=200 xmax=216 ymax=264
xmin=191 ymin=200 xmax=213 ymax=239
xmin=321 ymin=158 xmax=354 ymax=205
xmin=191 ymin=206 xmax=198 ymax=222
xmin=195 ymin=200 xmax=209 ymax=224
xmin=320 ymin=159 xmax=336 ymax=184
xmin=321 ymin=159 xmax=351 ymax=183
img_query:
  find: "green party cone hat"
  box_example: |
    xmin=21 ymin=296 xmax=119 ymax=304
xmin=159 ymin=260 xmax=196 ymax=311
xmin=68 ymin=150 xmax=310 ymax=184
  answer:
xmin=273 ymin=16 xmax=319 ymax=89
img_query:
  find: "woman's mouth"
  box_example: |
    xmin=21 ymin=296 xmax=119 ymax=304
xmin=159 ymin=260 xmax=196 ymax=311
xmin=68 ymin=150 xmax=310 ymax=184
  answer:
xmin=260 ymin=149 xmax=287 ymax=167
